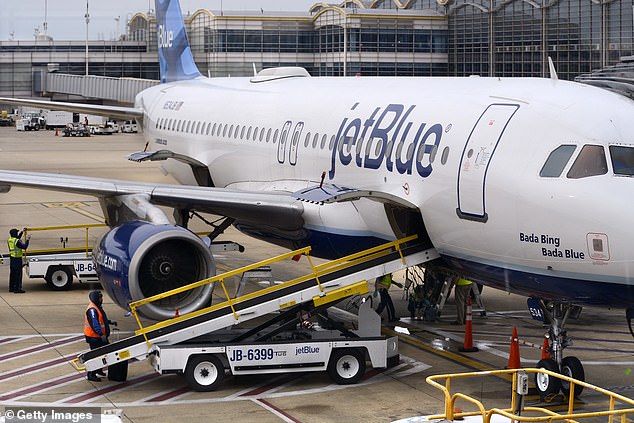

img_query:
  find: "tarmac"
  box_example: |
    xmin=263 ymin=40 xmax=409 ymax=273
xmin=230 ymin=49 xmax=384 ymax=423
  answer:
xmin=1 ymin=127 xmax=634 ymax=422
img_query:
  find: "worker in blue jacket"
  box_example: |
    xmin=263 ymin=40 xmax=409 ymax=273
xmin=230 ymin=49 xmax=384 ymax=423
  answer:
xmin=84 ymin=290 xmax=117 ymax=381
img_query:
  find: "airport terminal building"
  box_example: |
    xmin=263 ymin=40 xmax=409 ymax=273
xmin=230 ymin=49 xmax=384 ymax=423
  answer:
xmin=0 ymin=0 xmax=633 ymax=100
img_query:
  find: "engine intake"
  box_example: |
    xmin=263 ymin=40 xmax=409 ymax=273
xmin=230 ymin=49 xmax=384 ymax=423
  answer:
xmin=94 ymin=221 xmax=215 ymax=320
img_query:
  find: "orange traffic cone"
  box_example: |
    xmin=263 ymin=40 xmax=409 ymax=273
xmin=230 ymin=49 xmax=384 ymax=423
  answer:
xmin=459 ymin=297 xmax=478 ymax=352
xmin=174 ymin=307 xmax=179 ymax=318
xmin=541 ymin=336 xmax=550 ymax=360
xmin=507 ymin=326 xmax=521 ymax=369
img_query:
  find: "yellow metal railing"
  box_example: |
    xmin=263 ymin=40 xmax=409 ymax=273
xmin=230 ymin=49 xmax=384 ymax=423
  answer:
xmin=426 ymin=368 xmax=634 ymax=423
xmin=129 ymin=234 xmax=418 ymax=346
xmin=22 ymin=224 xmax=108 ymax=257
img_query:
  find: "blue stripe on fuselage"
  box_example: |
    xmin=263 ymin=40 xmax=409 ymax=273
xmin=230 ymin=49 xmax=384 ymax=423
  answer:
xmin=443 ymin=255 xmax=634 ymax=307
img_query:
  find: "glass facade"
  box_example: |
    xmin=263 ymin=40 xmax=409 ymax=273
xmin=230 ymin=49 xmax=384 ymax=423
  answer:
xmin=446 ymin=0 xmax=633 ymax=80
xmin=2 ymin=0 xmax=633 ymax=100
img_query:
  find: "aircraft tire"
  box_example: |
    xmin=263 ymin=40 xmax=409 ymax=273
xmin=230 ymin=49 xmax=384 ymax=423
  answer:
xmin=184 ymin=354 xmax=225 ymax=392
xmin=45 ymin=266 xmax=73 ymax=291
xmin=560 ymin=356 xmax=585 ymax=396
xmin=535 ymin=358 xmax=561 ymax=397
xmin=327 ymin=348 xmax=366 ymax=385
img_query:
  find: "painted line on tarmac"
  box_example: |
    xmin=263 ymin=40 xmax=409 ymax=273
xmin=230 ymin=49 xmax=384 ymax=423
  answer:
xmin=253 ymin=398 xmax=300 ymax=423
xmin=0 ymin=335 xmax=83 ymax=362
xmin=0 ymin=337 xmax=19 ymax=345
xmin=61 ymin=372 xmax=161 ymax=404
xmin=0 ymin=354 xmax=76 ymax=381
xmin=144 ymin=386 xmax=191 ymax=403
xmin=0 ymin=372 xmax=84 ymax=401
xmin=239 ymin=374 xmax=301 ymax=397
xmin=43 ymin=202 xmax=105 ymax=223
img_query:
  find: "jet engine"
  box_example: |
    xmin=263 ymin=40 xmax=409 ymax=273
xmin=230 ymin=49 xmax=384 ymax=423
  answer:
xmin=93 ymin=221 xmax=215 ymax=320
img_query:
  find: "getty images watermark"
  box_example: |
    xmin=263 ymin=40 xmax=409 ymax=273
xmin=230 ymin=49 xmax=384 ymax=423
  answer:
xmin=3 ymin=407 xmax=107 ymax=423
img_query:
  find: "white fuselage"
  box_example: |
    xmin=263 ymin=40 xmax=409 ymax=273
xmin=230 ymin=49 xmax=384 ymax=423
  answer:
xmin=138 ymin=74 xmax=634 ymax=305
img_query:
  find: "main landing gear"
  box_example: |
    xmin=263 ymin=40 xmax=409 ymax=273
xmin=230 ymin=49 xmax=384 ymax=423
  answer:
xmin=534 ymin=300 xmax=585 ymax=397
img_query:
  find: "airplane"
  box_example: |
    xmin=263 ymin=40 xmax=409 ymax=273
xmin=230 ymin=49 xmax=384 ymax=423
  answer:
xmin=2 ymin=0 xmax=634 ymax=398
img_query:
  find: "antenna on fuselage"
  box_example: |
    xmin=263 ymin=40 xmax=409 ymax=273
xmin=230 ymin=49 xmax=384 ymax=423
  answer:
xmin=548 ymin=57 xmax=559 ymax=81
xmin=252 ymin=63 xmax=257 ymax=76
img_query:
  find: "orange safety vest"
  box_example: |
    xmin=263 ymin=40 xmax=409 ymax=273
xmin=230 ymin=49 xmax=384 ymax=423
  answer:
xmin=84 ymin=301 xmax=106 ymax=339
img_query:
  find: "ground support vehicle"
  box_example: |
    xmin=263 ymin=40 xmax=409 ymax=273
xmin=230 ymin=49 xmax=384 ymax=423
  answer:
xmin=62 ymin=123 xmax=91 ymax=137
xmin=44 ymin=110 xmax=73 ymax=129
xmin=150 ymin=299 xmax=398 ymax=391
xmin=121 ymin=120 xmax=138 ymax=133
xmin=91 ymin=123 xmax=115 ymax=135
xmin=74 ymin=236 xmax=435 ymax=391
xmin=27 ymin=252 xmax=98 ymax=290
xmin=16 ymin=116 xmax=42 ymax=131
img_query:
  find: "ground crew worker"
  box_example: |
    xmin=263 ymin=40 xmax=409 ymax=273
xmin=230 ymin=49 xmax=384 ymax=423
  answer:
xmin=375 ymin=273 xmax=400 ymax=322
xmin=84 ymin=290 xmax=116 ymax=381
xmin=7 ymin=228 xmax=30 ymax=293
xmin=453 ymin=277 xmax=473 ymax=325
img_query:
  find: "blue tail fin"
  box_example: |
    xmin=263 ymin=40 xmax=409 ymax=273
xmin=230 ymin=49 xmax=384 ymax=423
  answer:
xmin=155 ymin=0 xmax=201 ymax=83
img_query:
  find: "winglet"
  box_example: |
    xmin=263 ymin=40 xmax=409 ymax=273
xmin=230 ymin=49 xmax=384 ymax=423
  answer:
xmin=548 ymin=57 xmax=558 ymax=81
xmin=155 ymin=0 xmax=201 ymax=83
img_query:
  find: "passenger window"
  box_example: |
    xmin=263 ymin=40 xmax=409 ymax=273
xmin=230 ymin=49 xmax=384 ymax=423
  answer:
xmin=206 ymin=122 xmax=211 ymax=135
xmin=177 ymin=120 xmax=182 ymax=131
xmin=241 ymin=126 xmax=246 ymax=139
xmin=609 ymin=145 xmax=634 ymax=176
xmin=253 ymin=127 xmax=259 ymax=141
xmin=567 ymin=145 xmax=608 ymax=179
xmin=304 ymin=132 xmax=311 ymax=148
xmin=235 ymin=125 xmax=240 ymax=139
xmin=259 ymin=128 xmax=265 ymax=142
xmin=540 ymin=145 xmax=576 ymax=177
xmin=169 ymin=118 xmax=174 ymax=131
xmin=273 ymin=129 xmax=278 ymax=144
xmin=247 ymin=126 xmax=252 ymax=140
xmin=211 ymin=123 xmax=216 ymax=136
xmin=222 ymin=124 xmax=228 ymax=137
xmin=326 ymin=135 xmax=333 ymax=150
xmin=266 ymin=128 xmax=271 ymax=142
xmin=229 ymin=125 xmax=234 ymax=138
xmin=441 ymin=146 xmax=450 ymax=165
xmin=312 ymin=133 xmax=319 ymax=148
xmin=196 ymin=121 xmax=201 ymax=134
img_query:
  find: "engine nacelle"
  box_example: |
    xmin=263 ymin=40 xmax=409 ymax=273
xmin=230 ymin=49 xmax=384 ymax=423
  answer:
xmin=93 ymin=221 xmax=215 ymax=320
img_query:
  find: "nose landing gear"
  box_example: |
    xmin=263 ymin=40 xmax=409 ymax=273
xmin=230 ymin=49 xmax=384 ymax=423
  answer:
xmin=533 ymin=299 xmax=585 ymax=397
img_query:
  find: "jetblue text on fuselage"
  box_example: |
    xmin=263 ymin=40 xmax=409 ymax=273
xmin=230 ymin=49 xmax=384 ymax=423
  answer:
xmin=328 ymin=103 xmax=443 ymax=180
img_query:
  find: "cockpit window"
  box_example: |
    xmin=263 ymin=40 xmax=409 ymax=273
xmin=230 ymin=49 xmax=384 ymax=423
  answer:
xmin=540 ymin=145 xmax=576 ymax=177
xmin=609 ymin=145 xmax=634 ymax=176
xmin=567 ymin=145 xmax=608 ymax=179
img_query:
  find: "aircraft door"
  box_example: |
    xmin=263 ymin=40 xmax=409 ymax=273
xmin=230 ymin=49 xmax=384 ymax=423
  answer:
xmin=289 ymin=122 xmax=304 ymax=165
xmin=277 ymin=121 xmax=292 ymax=164
xmin=457 ymin=103 xmax=519 ymax=222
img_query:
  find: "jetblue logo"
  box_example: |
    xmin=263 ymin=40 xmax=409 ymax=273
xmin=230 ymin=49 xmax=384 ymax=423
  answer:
xmin=157 ymin=24 xmax=174 ymax=48
xmin=329 ymin=103 xmax=443 ymax=180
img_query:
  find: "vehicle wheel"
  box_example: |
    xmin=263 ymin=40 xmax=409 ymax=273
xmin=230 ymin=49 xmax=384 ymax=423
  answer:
xmin=327 ymin=348 xmax=366 ymax=385
xmin=34 ymin=124 xmax=40 ymax=131
xmin=535 ymin=358 xmax=561 ymax=397
xmin=184 ymin=354 xmax=224 ymax=392
xmin=45 ymin=266 xmax=73 ymax=290
xmin=560 ymin=356 xmax=585 ymax=396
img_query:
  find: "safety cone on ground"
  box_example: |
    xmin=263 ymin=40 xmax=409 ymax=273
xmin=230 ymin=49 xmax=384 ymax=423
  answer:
xmin=459 ymin=296 xmax=478 ymax=352
xmin=541 ymin=336 xmax=550 ymax=360
xmin=507 ymin=326 xmax=521 ymax=369
xmin=174 ymin=307 xmax=179 ymax=318
xmin=55 ymin=127 xmax=58 ymax=136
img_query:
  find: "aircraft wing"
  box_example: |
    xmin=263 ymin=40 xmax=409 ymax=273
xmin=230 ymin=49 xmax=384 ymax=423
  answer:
xmin=0 ymin=170 xmax=304 ymax=230
xmin=0 ymin=97 xmax=143 ymax=121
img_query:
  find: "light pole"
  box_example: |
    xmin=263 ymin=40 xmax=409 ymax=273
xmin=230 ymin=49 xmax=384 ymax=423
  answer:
xmin=85 ymin=0 xmax=90 ymax=75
